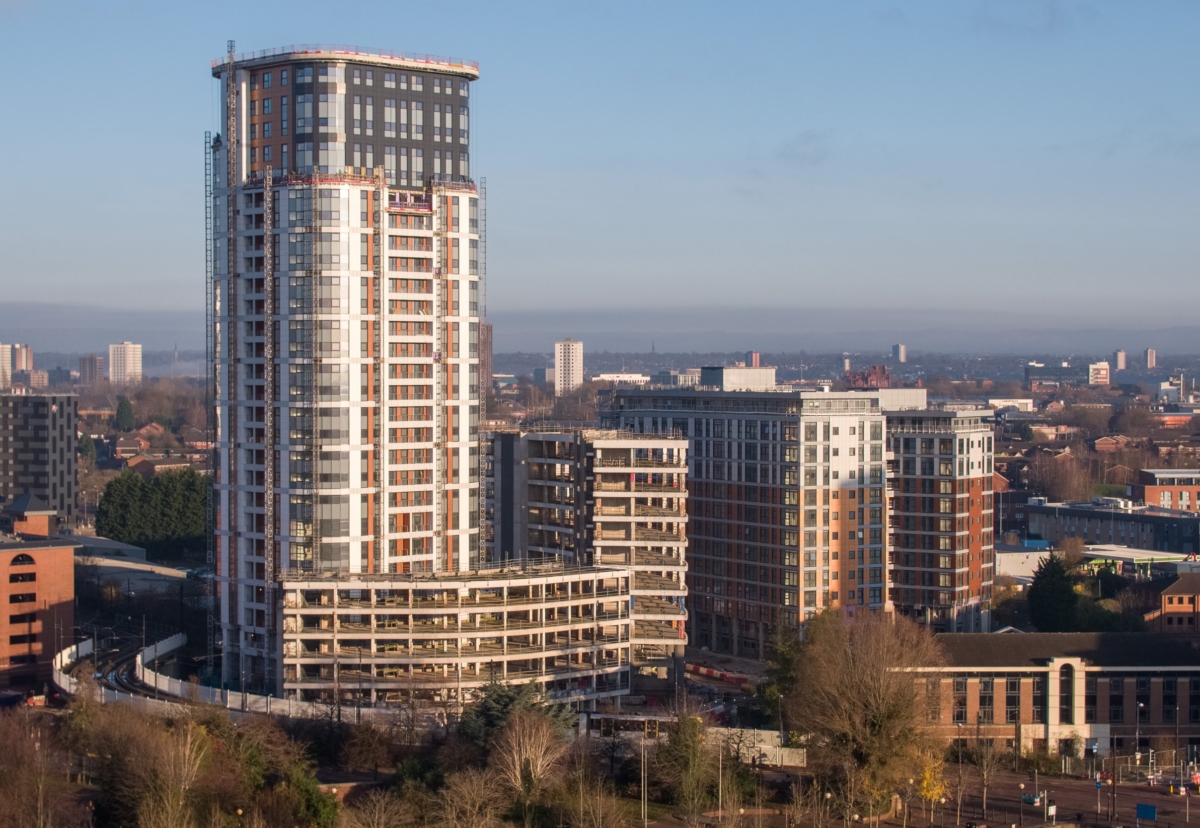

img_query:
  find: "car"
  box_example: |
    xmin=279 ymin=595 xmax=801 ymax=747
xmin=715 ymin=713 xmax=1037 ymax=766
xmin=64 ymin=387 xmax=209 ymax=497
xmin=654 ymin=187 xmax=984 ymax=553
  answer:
xmin=965 ymin=822 xmax=988 ymax=828
xmin=1021 ymin=794 xmax=1042 ymax=806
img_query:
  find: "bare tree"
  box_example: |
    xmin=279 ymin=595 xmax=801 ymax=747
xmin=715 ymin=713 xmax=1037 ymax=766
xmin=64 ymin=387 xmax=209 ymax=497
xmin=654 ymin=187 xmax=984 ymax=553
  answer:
xmin=343 ymin=789 xmax=413 ymax=828
xmin=137 ymin=720 xmax=210 ymax=828
xmin=973 ymin=731 xmax=1004 ymax=817
xmin=785 ymin=613 xmax=946 ymax=820
xmin=437 ymin=767 xmax=504 ymax=828
xmin=342 ymin=721 xmax=391 ymax=779
xmin=492 ymin=710 xmax=567 ymax=828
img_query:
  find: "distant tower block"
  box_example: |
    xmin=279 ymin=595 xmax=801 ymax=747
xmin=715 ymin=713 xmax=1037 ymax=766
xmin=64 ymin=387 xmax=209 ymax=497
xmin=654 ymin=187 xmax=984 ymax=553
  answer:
xmin=554 ymin=339 xmax=583 ymax=396
xmin=843 ymin=357 xmax=852 ymax=374
xmin=1145 ymin=348 xmax=1157 ymax=370
xmin=892 ymin=343 xmax=907 ymax=364
xmin=1113 ymin=350 xmax=1127 ymax=371
xmin=744 ymin=351 xmax=761 ymax=368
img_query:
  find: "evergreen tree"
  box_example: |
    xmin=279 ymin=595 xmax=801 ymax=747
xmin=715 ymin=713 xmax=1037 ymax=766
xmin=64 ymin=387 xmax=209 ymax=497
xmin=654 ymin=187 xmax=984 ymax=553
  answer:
xmin=457 ymin=678 xmax=576 ymax=748
xmin=115 ymin=397 xmax=135 ymax=432
xmin=759 ymin=625 xmax=802 ymax=726
xmin=95 ymin=468 xmax=209 ymax=556
xmin=95 ymin=471 xmax=149 ymax=543
xmin=1028 ymin=553 xmax=1078 ymax=631
xmin=78 ymin=433 xmax=96 ymax=466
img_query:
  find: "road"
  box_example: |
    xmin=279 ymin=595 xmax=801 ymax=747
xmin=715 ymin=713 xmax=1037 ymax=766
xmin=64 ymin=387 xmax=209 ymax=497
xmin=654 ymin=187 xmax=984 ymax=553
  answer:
xmin=926 ymin=766 xmax=1198 ymax=828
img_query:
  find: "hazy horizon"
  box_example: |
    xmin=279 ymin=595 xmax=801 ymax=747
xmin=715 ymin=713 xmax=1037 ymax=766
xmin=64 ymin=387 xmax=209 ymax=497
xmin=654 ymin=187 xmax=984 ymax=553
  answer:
xmin=4 ymin=300 xmax=1199 ymax=357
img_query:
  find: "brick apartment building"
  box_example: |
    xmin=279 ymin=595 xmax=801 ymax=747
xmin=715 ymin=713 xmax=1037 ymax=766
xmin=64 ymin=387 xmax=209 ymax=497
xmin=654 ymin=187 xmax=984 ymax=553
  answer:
xmin=1145 ymin=574 xmax=1200 ymax=634
xmin=1130 ymin=470 xmax=1200 ymax=510
xmin=0 ymin=539 xmax=76 ymax=689
xmin=606 ymin=383 xmax=929 ymax=658
xmin=922 ymin=633 xmax=1200 ymax=757
xmin=887 ymin=409 xmax=996 ymax=633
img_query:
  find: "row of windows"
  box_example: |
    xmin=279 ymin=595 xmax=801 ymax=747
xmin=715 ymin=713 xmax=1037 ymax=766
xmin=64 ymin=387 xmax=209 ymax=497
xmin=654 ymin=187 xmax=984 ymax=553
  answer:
xmin=249 ymin=67 xmax=467 ymax=95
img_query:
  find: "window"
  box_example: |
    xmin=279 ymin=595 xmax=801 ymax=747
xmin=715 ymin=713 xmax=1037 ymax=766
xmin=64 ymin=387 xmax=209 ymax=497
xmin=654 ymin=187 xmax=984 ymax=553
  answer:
xmin=1006 ymin=677 xmax=1020 ymax=723
xmin=9 ymin=613 xmax=35 ymax=624
xmin=1059 ymin=664 xmax=1074 ymax=725
xmin=10 ymin=554 xmax=33 ymax=566
xmin=353 ymin=68 xmax=361 ymax=84
xmin=8 ymin=654 xmax=35 ymax=665
xmin=281 ymin=70 xmax=288 ymax=85
xmin=281 ymin=96 xmax=288 ymax=135
xmin=9 ymin=572 xmax=35 ymax=583
xmin=953 ymin=677 xmax=967 ymax=723
xmin=384 ymin=72 xmax=396 ymax=88
xmin=8 ymin=593 xmax=35 ymax=604
xmin=384 ymin=146 xmax=396 ymax=185
xmin=979 ymin=676 xmax=995 ymax=723
xmin=9 ymin=634 xmax=36 ymax=645
xmin=263 ymin=72 xmax=272 ymax=88
xmin=384 ymin=99 xmax=396 ymax=137
xmin=926 ymin=678 xmax=941 ymax=721
xmin=296 ymin=93 xmax=313 ymax=131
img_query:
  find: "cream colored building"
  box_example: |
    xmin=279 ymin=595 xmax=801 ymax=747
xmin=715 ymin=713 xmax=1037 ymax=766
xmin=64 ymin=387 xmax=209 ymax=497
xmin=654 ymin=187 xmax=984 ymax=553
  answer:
xmin=554 ymin=339 xmax=583 ymax=396
xmin=108 ymin=341 xmax=143 ymax=385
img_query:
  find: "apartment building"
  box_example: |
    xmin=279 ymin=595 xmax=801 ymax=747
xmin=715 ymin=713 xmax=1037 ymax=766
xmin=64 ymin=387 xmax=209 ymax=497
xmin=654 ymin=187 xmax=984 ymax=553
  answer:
xmin=210 ymin=44 xmax=482 ymax=695
xmin=554 ymin=339 xmax=583 ymax=396
xmin=484 ymin=429 xmax=688 ymax=683
xmin=1147 ymin=349 xmax=1158 ymax=370
xmin=12 ymin=345 xmax=32 ymax=373
xmin=1129 ymin=469 xmax=1200 ymax=510
xmin=893 ymin=344 xmax=907 ymax=363
xmin=0 ymin=395 xmax=78 ymax=526
xmin=79 ymin=354 xmax=105 ymax=386
xmin=1114 ymin=350 xmax=1127 ymax=371
xmin=606 ymin=385 xmax=926 ymax=659
xmin=0 ymin=539 xmax=76 ymax=689
xmin=0 ymin=345 xmax=10 ymax=389
xmin=887 ymin=409 xmax=995 ymax=633
xmin=921 ymin=633 xmax=1200 ymax=757
xmin=108 ymin=342 xmax=143 ymax=386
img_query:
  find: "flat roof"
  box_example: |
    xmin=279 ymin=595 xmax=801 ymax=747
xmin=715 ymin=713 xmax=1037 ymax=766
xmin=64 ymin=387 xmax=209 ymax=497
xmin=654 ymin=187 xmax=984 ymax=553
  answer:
xmin=0 ymin=538 xmax=81 ymax=553
xmin=212 ymin=45 xmax=479 ymax=79
xmin=935 ymin=633 xmax=1200 ymax=669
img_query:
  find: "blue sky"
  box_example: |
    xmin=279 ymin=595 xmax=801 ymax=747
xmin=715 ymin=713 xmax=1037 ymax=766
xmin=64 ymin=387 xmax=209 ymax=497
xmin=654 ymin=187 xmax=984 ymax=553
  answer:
xmin=1 ymin=0 xmax=1198 ymax=330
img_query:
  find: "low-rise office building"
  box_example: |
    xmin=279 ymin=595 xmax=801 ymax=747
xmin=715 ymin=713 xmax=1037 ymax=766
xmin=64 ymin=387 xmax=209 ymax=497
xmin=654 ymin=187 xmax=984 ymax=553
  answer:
xmin=1130 ymin=470 xmax=1200 ymax=511
xmin=922 ymin=633 xmax=1200 ymax=756
xmin=1026 ymin=498 xmax=1200 ymax=554
xmin=1 ymin=538 xmax=76 ymax=689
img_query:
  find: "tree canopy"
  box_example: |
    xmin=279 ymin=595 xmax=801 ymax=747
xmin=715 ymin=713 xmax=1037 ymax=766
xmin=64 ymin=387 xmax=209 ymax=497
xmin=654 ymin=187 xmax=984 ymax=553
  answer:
xmin=115 ymin=396 xmax=135 ymax=432
xmin=1028 ymin=554 xmax=1078 ymax=631
xmin=785 ymin=612 xmax=945 ymax=818
xmin=95 ymin=469 xmax=207 ymax=558
xmin=457 ymin=679 xmax=577 ymax=749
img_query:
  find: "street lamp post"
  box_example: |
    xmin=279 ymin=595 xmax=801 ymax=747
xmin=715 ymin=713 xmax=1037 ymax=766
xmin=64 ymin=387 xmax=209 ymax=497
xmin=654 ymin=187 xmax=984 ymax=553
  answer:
xmin=1136 ymin=701 xmax=1146 ymax=777
xmin=1019 ymin=783 xmax=1025 ymax=827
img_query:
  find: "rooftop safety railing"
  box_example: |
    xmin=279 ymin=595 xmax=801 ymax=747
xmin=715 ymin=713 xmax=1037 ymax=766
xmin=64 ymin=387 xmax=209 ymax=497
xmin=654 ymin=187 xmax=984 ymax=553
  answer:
xmin=213 ymin=45 xmax=478 ymax=72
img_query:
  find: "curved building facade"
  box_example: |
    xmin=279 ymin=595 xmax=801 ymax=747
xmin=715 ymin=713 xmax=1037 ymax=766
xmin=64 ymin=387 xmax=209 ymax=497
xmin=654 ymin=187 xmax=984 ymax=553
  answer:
xmin=211 ymin=45 xmax=481 ymax=694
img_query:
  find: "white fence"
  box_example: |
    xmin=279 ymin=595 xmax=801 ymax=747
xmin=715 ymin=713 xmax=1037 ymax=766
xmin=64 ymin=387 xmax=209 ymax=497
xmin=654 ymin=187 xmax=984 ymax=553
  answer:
xmin=54 ymin=634 xmax=427 ymax=727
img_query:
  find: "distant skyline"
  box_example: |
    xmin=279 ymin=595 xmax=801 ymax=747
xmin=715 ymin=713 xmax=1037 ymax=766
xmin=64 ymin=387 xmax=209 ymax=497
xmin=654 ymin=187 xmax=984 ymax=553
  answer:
xmin=6 ymin=300 xmax=1200 ymax=357
xmin=1 ymin=2 xmax=1198 ymax=326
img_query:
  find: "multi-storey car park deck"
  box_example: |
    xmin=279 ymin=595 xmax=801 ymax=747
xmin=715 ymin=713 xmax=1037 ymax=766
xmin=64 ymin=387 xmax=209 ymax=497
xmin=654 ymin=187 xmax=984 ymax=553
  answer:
xmin=280 ymin=561 xmax=687 ymax=708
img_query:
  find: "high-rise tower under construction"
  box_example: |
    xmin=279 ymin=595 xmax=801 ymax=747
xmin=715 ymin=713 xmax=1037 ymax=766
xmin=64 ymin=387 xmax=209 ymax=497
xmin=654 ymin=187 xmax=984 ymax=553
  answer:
xmin=209 ymin=45 xmax=482 ymax=695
